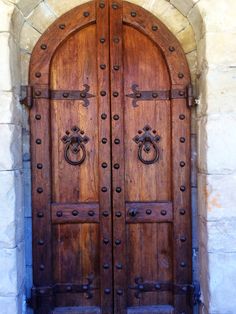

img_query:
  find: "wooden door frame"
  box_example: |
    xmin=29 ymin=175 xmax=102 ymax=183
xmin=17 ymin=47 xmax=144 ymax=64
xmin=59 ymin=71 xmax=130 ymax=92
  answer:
xmin=29 ymin=0 xmax=192 ymax=312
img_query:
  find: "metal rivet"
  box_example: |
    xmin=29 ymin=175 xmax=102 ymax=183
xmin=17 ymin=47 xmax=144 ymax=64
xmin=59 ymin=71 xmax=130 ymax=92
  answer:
xmin=182 ymin=286 xmax=187 ymax=292
xmin=102 ymin=138 xmax=107 ymax=144
xmin=116 ymin=187 xmax=122 ymax=193
xmin=88 ymin=210 xmax=95 ymax=216
xmin=100 ymin=37 xmax=106 ymax=44
xmin=161 ymin=210 xmax=167 ymax=216
xmin=72 ymin=210 xmax=78 ymax=216
xmin=155 ymin=284 xmax=161 ymax=290
xmin=37 ymin=187 xmax=43 ymax=194
xmin=36 ymin=139 xmax=42 ymax=144
xmin=114 ymin=163 xmax=120 ymax=169
xmin=39 ymin=289 xmax=45 ymax=295
xmin=138 ymin=130 xmax=142 ymax=134
xmin=115 ymin=239 xmax=121 ymax=245
xmin=101 ymin=113 xmax=107 ymax=120
xmin=116 ymin=263 xmax=122 ymax=269
xmin=103 ymin=211 xmax=109 ymax=217
xmin=59 ymin=24 xmax=65 ymax=29
xmin=66 ymin=286 xmax=72 ymax=292
xmin=135 ymin=92 xmax=142 ymax=98
xmin=112 ymin=3 xmax=118 ymax=9
xmin=80 ymin=92 xmax=86 ymax=98
xmin=180 ymin=262 xmax=186 ymax=267
xmin=41 ymin=44 xmax=47 ymax=50
xmin=38 ymin=240 xmax=44 ymax=245
xmin=169 ymin=46 xmax=175 ymax=52
xmin=113 ymin=91 xmax=119 ymax=97
xmin=99 ymin=2 xmax=105 ymax=8
xmin=131 ymin=11 xmax=137 ymax=17
xmin=180 ymin=186 xmax=186 ymax=192
xmin=115 ymin=211 xmax=122 ymax=217
xmin=180 ymin=137 xmax=186 ymax=143
xmin=113 ymin=114 xmax=119 ymax=120
xmin=82 ymin=285 xmax=88 ymax=291
xmin=178 ymin=72 xmax=184 ymax=79
xmin=35 ymin=114 xmax=41 ymax=120
xmin=146 ymin=209 xmax=152 ymax=215
xmin=83 ymin=11 xmax=89 ymax=17
xmin=113 ymin=65 xmax=120 ymax=71
xmin=39 ymin=264 xmax=45 ymax=270
xmin=113 ymin=37 xmax=119 ymax=43
xmin=103 ymin=263 xmax=109 ymax=269
xmin=56 ymin=211 xmax=63 ymax=217
xmin=63 ymin=93 xmax=69 ymax=98
xmin=152 ymin=93 xmax=158 ymax=98
xmin=35 ymin=90 xmax=41 ymax=96
xmin=179 ymin=90 xmax=185 ymax=96
xmin=102 ymin=162 xmax=108 ymax=168
xmin=35 ymin=72 xmax=41 ymax=78
xmin=180 ymin=208 xmax=186 ymax=215
xmin=37 ymin=212 xmax=44 ymax=218
xmin=100 ymin=91 xmax=106 ymax=96
xmin=101 ymin=187 xmax=108 ymax=192
xmin=180 ymin=161 xmax=186 ymax=167
xmin=114 ymin=138 xmax=120 ymax=144
xmin=100 ymin=64 xmax=106 ymax=70
xmin=37 ymin=163 xmax=43 ymax=169
xmin=103 ymin=238 xmax=109 ymax=244
xmin=179 ymin=114 xmax=185 ymax=120
xmin=152 ymin=25 xmax=158 ymax=31
xmin=180 ymin=236 xmax=187 ymax=242
xmin=104 ymin=288 xmax=111 ymax=294
xmin=117 ymin=289 xmax=123 ymax=295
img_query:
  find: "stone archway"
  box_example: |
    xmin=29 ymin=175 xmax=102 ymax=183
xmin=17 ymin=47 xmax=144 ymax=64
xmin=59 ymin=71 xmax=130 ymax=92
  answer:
xmin=1 ymin=0 xmax=235 ymax=313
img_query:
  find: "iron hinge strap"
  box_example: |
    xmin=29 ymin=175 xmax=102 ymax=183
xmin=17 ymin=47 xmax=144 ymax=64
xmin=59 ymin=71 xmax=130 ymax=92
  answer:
xmin=20 ymin=85 xmax=33 ymax=108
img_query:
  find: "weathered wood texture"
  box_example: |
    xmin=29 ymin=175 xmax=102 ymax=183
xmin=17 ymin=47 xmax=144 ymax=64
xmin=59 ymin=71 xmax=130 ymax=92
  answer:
xmin=29 ymin=1 xmax=192 ymax=313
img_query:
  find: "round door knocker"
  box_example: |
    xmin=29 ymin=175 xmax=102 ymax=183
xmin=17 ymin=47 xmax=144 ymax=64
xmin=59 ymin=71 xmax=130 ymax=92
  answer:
xmin=133 ymin=125 xmax=161 ymax=165
xmin=61 ymin=126 xmax=89 ymax=166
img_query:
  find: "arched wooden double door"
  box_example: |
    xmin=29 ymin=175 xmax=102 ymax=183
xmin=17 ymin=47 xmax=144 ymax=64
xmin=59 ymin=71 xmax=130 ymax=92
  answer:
xmin=29 ymin=1 xmax=193 ymax=313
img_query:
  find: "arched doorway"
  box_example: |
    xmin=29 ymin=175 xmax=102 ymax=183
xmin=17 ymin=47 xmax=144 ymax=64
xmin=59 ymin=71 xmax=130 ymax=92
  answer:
xmin=28 ymin=1 xmax=195 ymax=313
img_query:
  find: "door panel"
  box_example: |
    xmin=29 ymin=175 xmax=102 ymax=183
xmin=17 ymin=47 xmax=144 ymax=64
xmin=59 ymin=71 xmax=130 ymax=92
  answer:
xmin=29 ymin=1 xmax=192 ymax=313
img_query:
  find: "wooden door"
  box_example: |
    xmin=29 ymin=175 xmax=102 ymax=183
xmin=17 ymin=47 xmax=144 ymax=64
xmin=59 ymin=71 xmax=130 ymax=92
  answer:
xmin=29 ymin=1 xmax=193 ymax=314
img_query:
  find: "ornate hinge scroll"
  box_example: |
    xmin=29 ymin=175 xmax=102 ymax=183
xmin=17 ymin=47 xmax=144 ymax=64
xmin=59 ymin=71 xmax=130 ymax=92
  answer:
xmin=20 ymin=84 xmax=95 ymax=108
xmin=133 ymin=125 xmax=161 ymax=165
xmin=61 ymin=126 xmax=89 ymax=166
xmin=126 ymin=83 xmax=193 ymax=107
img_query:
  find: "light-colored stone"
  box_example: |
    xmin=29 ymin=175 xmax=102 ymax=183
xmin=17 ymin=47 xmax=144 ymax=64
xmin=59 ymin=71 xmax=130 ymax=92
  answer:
xmin=198 ymin=174 xmax=236 ymax=221
xmin=0 ymin=296 xmax=21 ymax=314
xmin=20 ymin=51 xmax=30 ymax=85
xmin=0 ymin=0 xmax=15 ymax=32
xmin=0 ymin=33 xmax=12 ymax=91
xmin=0 ymin=124 xmax=22 ymax=170
xmin=0 ymin=242 xmax=24 ymax=297
xmin=176 ymin=22 xmax=196 ymax=53
xmin=171 ymin=0 xmax=193 ymax=16
xmin=45 ymin=0 xmax=89 ymax=17
xmin=27 ymin=2 xmax=56 ymax=34
xmin=208 ymin=252 xmax=236 ymax=314
xmin=188 ymin=3 xmax=205 ymax=41
xmin=20 ymin=22 xmax=41 ymax=52
xmin=17 ymin=0 xmax=42 ymax=17
xmin=11 ymin=7 xmax=25 ymax=42
xmin=0 ymin=92 xmax=21 ymax=124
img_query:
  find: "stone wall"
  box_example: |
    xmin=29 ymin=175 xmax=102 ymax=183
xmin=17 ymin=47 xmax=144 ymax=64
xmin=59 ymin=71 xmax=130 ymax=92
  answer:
xmin=0 ymin=0 xmax=235 ymax=313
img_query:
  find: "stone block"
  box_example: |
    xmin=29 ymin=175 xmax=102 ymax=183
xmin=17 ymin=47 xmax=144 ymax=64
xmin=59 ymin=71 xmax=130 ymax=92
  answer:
xmin=24 ymin=218 xmax=32 ymax=266
xmin=27 ymin=2 xmax=56 ymax=34
xmin=170 ymin=0 xmax=193 ymax=16
xmin=0 ymin=124 xmax=22 ymax=170
xmin=191 ymin=134 xmax=197 ymax=187
xmin=187 ymin=3 xmax=204 ymax=42
xmin=17 ymin=0 xmax=42 ymax=17
xmin=20 ymin=22 xmax=41 ymax=53
xmin=0 ymin=296 xmax=20 ymax=314
xmin=0 ymin=0 xmax=15 ymax=32
xmin=191 ymin=187 xmax=198 ymax=248
xmin=0 ymin=242 xmax=25 ymax=297
xmin=20 ymin=51 xmax=30 ymax=85
xmin=0 ymin=33 xmax=12 ymax=91
xmin=198 ymin=174 xmax=236 ymax=221
xmin=45 ymin=0 xmax=89 ymax=17
xmin=11 ymin=6 xmax=25 ymax=42
xmin=208 ymin=252 xmax=236 ymax=314
xmin=176 ymin=22 xmax=196 ymax=53
xmin=0 ymin=92 xmax=22 ymax=124
xmin=186 ymin=49 xmax=197 ymax=82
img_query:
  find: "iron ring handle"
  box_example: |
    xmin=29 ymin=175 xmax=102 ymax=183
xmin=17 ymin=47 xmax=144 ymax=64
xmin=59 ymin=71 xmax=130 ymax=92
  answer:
xmin=138 ymin=140 xmax=159 ymax=165
xmin=64 ymin=142 xmax=86 ymax=166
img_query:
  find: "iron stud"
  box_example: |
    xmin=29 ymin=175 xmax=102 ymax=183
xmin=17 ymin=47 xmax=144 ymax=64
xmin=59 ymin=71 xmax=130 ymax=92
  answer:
xmin=179 ymin=114 xmax=185 ymax=120
xmin=36 ymin=139 xmax=42 ymax=144
xmin=115 ymin=239 xmax=121 ymax=245
xmin=116 ymin=263 xmax=122 ymax=269
xmin=152 ymin=25 xmax=158 ymax=31
xmin=101 ymin=187 xmax=108 ymax=192
xmin=83 ymin=11 xmax=89 ymax=17
xmin=37 ymin=212 xmax=44 ymax=218
xmin=114 ymin=163 xmax=120 ymax=169
xmin=101 ymin=113 xmax=107 ymax=120
xmin=180 ymin=209 xmax=186 ymax=215
xmin=115 ymin=211 xmax=122 ymax=217
xmin=161 ymin=210 xmax=167 ymax=216
xmin=180 ymin=262 xmax=186 ymax=267
xmin=39 ymin=264 xmax=45 ymax=270
xmin=37 ymin=187 xmax=43 ymax=194
xmin=100 ymin=91 xmax=107 ymax=96
xmin=117 ymin=289 xmax=123 ymax=295
xmin=180 ymin=137 xmax=186 ymax=143
xmin=114 ymin=138 xmax=120 ymax=144
xmin=35 ymin=90 xmax=41 ymax=96
xmin=103 ymin=263 xmax=109 ymax=269
xmin=131 ymin=11 xmax=137 ymax=17
xmin=72 ymin=210 xmax=78 ymax=216
xmin=35 ymin=114 xmax=41 ymax=120
xmin=103 ymin=238 xmax=109 ymax=244
xmin=113 ymin=91 xmax=119 ymax=97
xmin=99 ymin=2 xmax=105 ymax=8
xmin=180 ymin=236 xmax=187 ymax=242
xmin=88 ymin=210 xmax=95 ymax=216
xmin=113 ymin=65 xmax=120 ymax=71
xmin=41 ymin=44 xmax=47 ymax=50
xmin=180 ymin=161 xmax=185 ymax=167
xmin=113 ymin=114 xmax=119 ymax=120
xmin=56 ymin=211 xmax=63 ymax=217
xmin=178 ymin=72 xmax=184 ymax=79
xmin=180 ymin=186 xmax=186 ymax=192
xmin=169 ymin=46 xmax=175 ymax=52
xmin=59 ymin=24 xmax=65 ymax=29
xmin=103 ymin=211 xmax=109 ymax=217
xmin=37 ymin=163 xmax=43 ymax=169
xmin=102 ymin=138 xmax=107 ymax=144
xmin=104 ymin=288 xmax=111 ymax=294
xmin=116 ymin=187 xmax=122 ymax=193
xmin=146 ymin=209 xmax=152 ymax=215
xmin=102 ymin=162 xmax=108 ymax=168
xmin=35 ymin=72 xmax=41 ymax=78
xmin=100 ymin=64 xmax=106 ymax=70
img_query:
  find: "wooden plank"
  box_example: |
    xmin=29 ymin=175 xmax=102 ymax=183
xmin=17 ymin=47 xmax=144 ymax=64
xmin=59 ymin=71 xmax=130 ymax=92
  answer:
xmin=125 ymin=202 xmax=173 ymax=223
xmin=96 ymin=0 xmax=113 ymax=313
xmin=51 ymin=203 xmax=99 ymax=224
xmin=109 ymin=1 xmax=127 ymax=313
